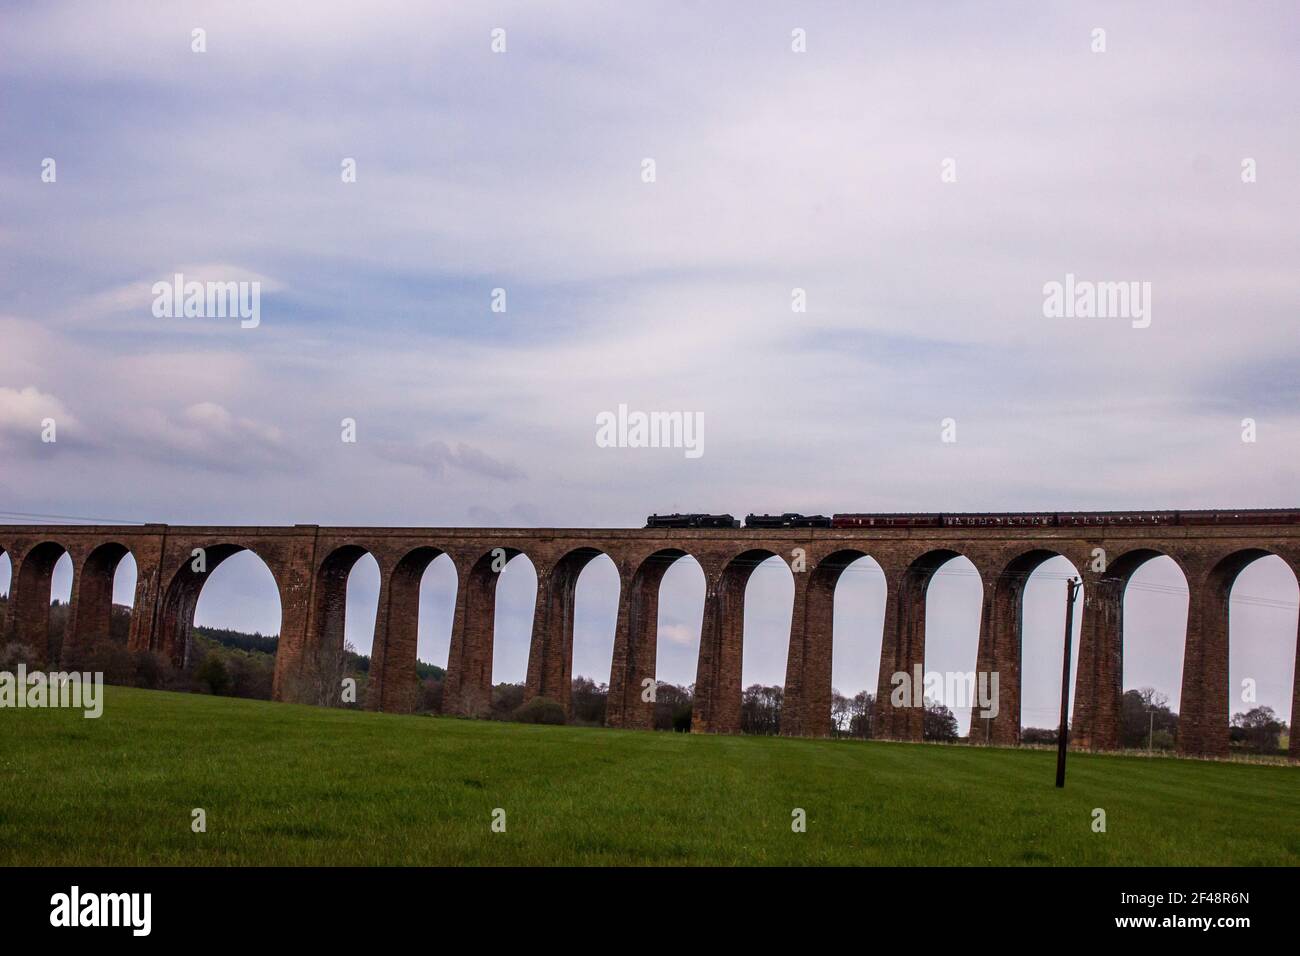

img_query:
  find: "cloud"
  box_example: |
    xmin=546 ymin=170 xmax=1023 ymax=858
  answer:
xmin=75 ymin=264 xmax=283 ymax=332
xmin=659 ymin=623 xmax=697 ymax=647
xmin=123 ymin=402 xmax=291 ymax=474
xmin=1 ymin=1 xmax=1297 ymax=527
xmin=0 ymin=386 xmax=75 ymax=434
xmin=374 ymin=439 xmax=526 ymax=482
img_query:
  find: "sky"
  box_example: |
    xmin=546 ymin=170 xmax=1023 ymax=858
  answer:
xmin=1 ymin=1 xmax=1297 ymax=732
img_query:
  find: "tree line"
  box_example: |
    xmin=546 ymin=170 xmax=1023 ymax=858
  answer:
xmin=0 ymin=598 xmax=1288 ymax=752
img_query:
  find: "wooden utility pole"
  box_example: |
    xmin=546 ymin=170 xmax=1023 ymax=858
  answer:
xmin=1055 ymin=577 xmax=1082 ymax=788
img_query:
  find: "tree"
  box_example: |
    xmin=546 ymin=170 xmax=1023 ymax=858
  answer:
xmin=571 ymin=676 xmax=608 ymax=725
xmin=1021 ymin=726 xmax=1057 ymax=745
xmin=849 ymin=691 xmax=875 ymax=739
xmin=740 ymin=684 xmax=783 ymax=735
xmin=1120 ymin=687 xmax=1178 ymax=749
xmin=923 ymin=700 xmax=958 ymax=742
xmin=194 ymin=654 xmax=231 ymax=696
xmin=417 ymin=676 xmax=443 ymax=714
xmin=490 ymin=682 xmax=526 ymax=718
xmin=830 ymin=689 xmax=851 ymax=735
xmin=652 ymin=682 xmax=694 ymax=732
xmin=1231 ymin=706 xmax=1284 ymax=754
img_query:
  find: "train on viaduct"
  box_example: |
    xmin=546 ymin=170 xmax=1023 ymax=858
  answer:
xmin=1 ymin=510 xmax=1297 ymax=759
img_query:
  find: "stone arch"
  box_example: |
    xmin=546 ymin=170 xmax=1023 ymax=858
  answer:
xmin=569 ymin=551 xmax=620 ymax=716
xmin=972 ymin=548 xmax=1085 ymax=745
xmin=8 ymin=541 xmax=72 ymax=667
xmin=65 ymin=541 xmax=136 ymax=666
xmin=693 ymin=548 xmax=792 ymax=735
xmin=1017 ymin=554 xmax=1086 ymax=740
xmin=873 ymin=548 xmax=974 ymax=741
xmin=294 ymin=544 xmax=377 ymax=706
xmin=441 ymin=546 xmax=531 ymax=717
xmin=607 ymin=548 xmax=698 ymax=730
xmin=1072 ymin=547 xmax=1188 ymax=751
xmin=784 ymin=548 xmax=886 ymax=738
xmin=368 ymin=545 xmax=450 ymax=713
xmin=1181 ymin=548 xmax=1296 ymax=757
xmin=0 ymin=546 xmax=10 ymax=637
xmin=1222 ymin=552 xmax=1298 ymax=757
xmin=157 ymin=544 xmax=281 ymax=670
xmin=525 ymin=546 xmax=618 ymax=717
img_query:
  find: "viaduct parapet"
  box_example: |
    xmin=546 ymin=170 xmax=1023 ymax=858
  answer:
xmin=2 ymin=514 xmax=1297 ymax=759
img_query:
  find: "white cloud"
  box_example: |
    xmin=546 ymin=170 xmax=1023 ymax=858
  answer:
xmin=0 ymin=386 xmax=77 ymax=440
xmin=122 ymin=402 xmax=289 ymax=473
xmin=659 ymin=623 xmax=696 ymax=647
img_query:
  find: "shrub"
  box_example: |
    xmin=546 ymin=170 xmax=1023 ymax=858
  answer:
xmin=194 ymin=654 xmax=232 ymax=696
xmin=512 ymin=696 xmax=566 ymax=725
xmin=672 ymin=704 xmax=693 ymax=733
xmin=133 ymin=651 xmax=172 ymax=690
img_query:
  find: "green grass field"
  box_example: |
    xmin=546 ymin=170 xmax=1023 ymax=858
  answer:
xmin=1 ymin=686 xmax=1296 ymax=866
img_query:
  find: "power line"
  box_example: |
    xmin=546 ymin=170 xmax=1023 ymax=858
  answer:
xmin=0 ymin=509 xmax=145 ymax=525
xmin=736 ymin=559 xmax=1300 ymax=610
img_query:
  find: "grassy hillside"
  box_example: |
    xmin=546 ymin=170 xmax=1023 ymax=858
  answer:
xmin=0 ymin=686 xmax=1295 ymax=866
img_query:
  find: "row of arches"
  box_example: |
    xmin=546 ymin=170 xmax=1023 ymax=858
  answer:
xmin=1 ymin=538 xmax=1295 ymax=755
xmin=0 ymin=543 xmax=138 ymax=667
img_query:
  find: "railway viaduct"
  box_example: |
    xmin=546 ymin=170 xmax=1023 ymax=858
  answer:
xmin=1 ymin=514 xmax=1297 ymax=759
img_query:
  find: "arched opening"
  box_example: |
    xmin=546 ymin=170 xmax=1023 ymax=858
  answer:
xmin=359 ymin=546 xmax=452 ymax=714
xmin=689 ymin=549 xmax=788 ymax=735
xmin=8 ymin=541 xmax=70 ymax=667
xmin=64 ymin=543 xmax=137 ymax=670
xmin=569 ymin=552 xmax=619 ymax=725
xmin=490 ymin=551 xmax=536 ymax=714
xmin=1018 ymin=555 xmax=1084 ymax=745
xmin=175 ymin=547 xmax=281 ymax=699
xmin=440 ymin=548 xmax=531 ymax=718
xmin=828 ymin=552 xmax=886 ymax=738
xmin=1225 ymin=554 xmax=1298 ymax=756
xmin=738 ymin=552 xmax=794 ymax=735
xmin=337 ymin=552 xmax=380 ymax=708
xmin=114 ymin=553 xmax=138 ymax=617
xmin=0 ymin=549 xmax=10 ymax=637
xmin=920 ymin=553 xmax=982 ymax=741
xmin=1121 ymin=553 xmax=1188 ymax=751
xmin=297 ymin=545 xmax=376 ymax=706
xmin=49 ymin=551 xmax=73 ymax=661
xmin=416 ymin=552 xmax=458 ymax=711
xmin=344 ymin=553 xmax=380 ymax=657
xmin=651 ymin=553 xmax=705 ymax=731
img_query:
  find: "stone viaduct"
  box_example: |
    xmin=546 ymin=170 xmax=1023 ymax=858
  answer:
xmin=1 ymin=513 xmax=1297 ymax=759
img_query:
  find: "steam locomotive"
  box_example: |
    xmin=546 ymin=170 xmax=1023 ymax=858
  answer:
xmin=644 ymin=510 xmax=1300 ymax=530
xmin=645 ymin=513 xmax=742 ymax=529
